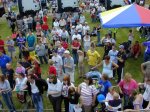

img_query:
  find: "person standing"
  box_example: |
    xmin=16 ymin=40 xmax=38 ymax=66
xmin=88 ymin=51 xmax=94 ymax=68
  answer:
xmin=0 ymin=75 xmax=16 ymax=112
xmin=47 ymin=75 xmax=63 ymax=112
xmin=0 ymin=51 xmax=11 ymax=75
xmin=27 ymin=31 xmax=36 ymax=52
xmin=35 ymin=41 xmax=48 ymax=64
xmin=64 ymin=50 xmax=75 ymax=83
xmin=6 ymin=36 xmax=15 ymax=60
xmin=27 ymin=74 xmax=48 ymax=112
xmin=108 ymin=45 xmax=118 ymax=78
xmin=117 ymin=45 xmax=127 ymax=83
xmin=52 ymin=49 xmax=63 ymax=81
xmin=87 ymin=42 xmax=100 ymax=70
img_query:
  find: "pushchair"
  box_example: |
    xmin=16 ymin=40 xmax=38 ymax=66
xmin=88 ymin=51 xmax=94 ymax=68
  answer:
xmin=86 ymin=70 xmax=101 ymax=81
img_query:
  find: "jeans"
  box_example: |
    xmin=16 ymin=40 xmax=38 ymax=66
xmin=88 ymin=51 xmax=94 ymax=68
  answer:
xmin=97 ymin=32 xmax=101 ymax=43
xmin=31 ymin=93 xmax=43 ymax=112
xmin=69 ymin=103 xmax=76 ymax=112
xmin=48 ymin=95 xmax=62 ymax=112
xmin=72 ymin=52 xmax=78 ymax=65
xmin=38 ymin=55 xmax=48 ymax=64
xmin=2 ymin=92 xmax=16 ymax=112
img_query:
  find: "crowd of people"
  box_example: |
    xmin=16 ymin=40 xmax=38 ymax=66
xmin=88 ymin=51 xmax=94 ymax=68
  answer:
xmin=0 ymin=0 xmax=150 ymax=112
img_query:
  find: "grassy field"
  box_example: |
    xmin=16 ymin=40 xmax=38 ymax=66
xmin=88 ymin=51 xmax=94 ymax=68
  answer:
xmin=0 ymin=7 xmax=148 ymax=111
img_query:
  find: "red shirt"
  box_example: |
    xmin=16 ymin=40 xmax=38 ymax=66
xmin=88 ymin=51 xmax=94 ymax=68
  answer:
xmin=43 ymin=16 xmax=48 ymax=23
xmin=42 ymin=24 xmax=49 ymax=30
xmin=72 ymin=40 xmax=80 ymax=48
xmin=36 ymin=24 xmax=41 ymax=30
xmin=49 ymin=66 xmax=57 ymax=76
xmin=62 ymin=41 xmax=68 ymax=49
xmin=0 ymin=39 xmax=5 ymax=53
xmin=33 ymin=61 xmax=41 ymax=76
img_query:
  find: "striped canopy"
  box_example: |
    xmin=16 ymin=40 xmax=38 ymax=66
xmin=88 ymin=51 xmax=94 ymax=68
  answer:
xmin=100 ymin=4 xmax=150 ymax=28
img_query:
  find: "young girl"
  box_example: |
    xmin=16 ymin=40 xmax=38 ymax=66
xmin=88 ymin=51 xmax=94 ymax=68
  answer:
xmin=62 ymin=75 xmax=75 ymax=112
xmin=68 ymin=87 xmax=81 ymax=112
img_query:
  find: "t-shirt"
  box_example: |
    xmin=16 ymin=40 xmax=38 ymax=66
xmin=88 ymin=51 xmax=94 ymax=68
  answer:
xmin=143 ymin=83 xmax=150 ymax=101
xmin=87 ymin=50 xmax=100 ymax=66
xmin=64 ymin=57 xmax=74 ymax=73
xmin=69 ymin=92 xmax=80 ymax=104
xmin=0 ymin=39 xmax=5 ymax=52
xmin=49 ymin=66 xmax=57 ymax=76
xmin=108 ymin=50 xmax=118 ymax=64
xmin=117 ymin=51 xmax=126 ymax=68
xmin=6 ymin=69 xmax=14 ymax=82
xmin=52 ymin=55 xmax=63 ymax=71
xmin=27 ymin=35 xmax=35 ymax=47
xmin=79 ymin=82 xmax=98 ymax=106
xmin=6 ymin=40 xmax=15 ymax=52
xmin=0 ymin=54 xmax=11 ymax=68
xmin=118 ymin=79 xmax=138 ymax=95
xmin=99 ymin=80 xmax=112 ymax=96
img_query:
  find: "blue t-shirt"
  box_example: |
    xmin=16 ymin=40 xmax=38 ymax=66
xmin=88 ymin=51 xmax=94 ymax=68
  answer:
xmin=27 ymin=35 xmax=35 ymax=47
xmin=98 ymin=80 xmax=112 ymax=96
xmin=0 ymin=54 xmax=11 ymax=68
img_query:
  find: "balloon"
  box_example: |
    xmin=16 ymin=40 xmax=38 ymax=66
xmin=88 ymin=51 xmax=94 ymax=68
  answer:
xmin=97 ymin=94 xmax=105 ymax=103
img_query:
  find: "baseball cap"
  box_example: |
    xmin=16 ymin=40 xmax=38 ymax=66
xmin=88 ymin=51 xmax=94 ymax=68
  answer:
xmin=119 ymin=45 xmax=124 ymax=49
xmin=64 ymin=50 xmax=70 ymax=54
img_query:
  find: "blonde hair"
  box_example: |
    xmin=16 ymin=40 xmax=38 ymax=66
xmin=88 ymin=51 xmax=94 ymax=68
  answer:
xmin=48 ymin=59 xmax=54 ymax=65
xmin=124 ymin=72 xmax=132 ymax=82
xmin=113 ymin=92 xmax=119 ymax=100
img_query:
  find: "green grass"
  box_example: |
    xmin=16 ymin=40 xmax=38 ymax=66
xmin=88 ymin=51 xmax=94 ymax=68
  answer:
xmin=0 ymin=11 xmax=147 ymax=110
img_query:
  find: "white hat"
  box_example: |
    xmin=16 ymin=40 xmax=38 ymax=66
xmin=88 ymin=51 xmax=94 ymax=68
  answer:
xmin=64 ymin=50 xmax=70 ymax=54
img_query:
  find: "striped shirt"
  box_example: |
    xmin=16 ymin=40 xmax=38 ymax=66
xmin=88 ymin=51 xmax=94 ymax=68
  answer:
xmin=79 ymin=82 xmax=98 ymax=106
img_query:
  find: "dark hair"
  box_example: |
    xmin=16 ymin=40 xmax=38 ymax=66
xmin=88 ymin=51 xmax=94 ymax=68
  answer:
xmin=84 ymin=76 xmax=93 ymax=85
xmin=91 ymin=42 xmax=95 ymax=48
xmin=49 ymin=75 xmax=57 ymax=84
xmin=0 ymin=75 xmax=5 ymax=82
xmin=102 ymin=74 xmax=109 ymax=80
xmin=18 ymin=73 xmax=25 ymax=78
xmin=104 ymin=55 xmax=110 ymax=60
xmin=129 ymin=29 xmax=132 ymax=33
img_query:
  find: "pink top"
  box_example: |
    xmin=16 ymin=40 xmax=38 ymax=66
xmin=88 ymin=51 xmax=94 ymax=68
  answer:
xmin=119 ymin=79 xmax=138 ymax=95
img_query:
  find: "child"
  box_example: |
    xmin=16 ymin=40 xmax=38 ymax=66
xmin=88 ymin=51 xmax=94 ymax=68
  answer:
xmin=48 ymin=59 xmax=57 ymax=76
xmin=77 ymin=50 xmax=85 ymax=78
xmin=68 ymin=87 xmax=81 ymax=112
xmin=107 ymin=92 xmax=122 ymax=112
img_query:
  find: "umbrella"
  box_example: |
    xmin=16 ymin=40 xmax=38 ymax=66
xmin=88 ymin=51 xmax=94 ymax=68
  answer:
xmin=100 ymin=4 xmax=150 ymax=28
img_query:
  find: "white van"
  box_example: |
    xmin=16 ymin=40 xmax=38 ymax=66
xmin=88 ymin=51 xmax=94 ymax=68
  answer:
xmin=57 ymin=0 xmax=79 ymax=12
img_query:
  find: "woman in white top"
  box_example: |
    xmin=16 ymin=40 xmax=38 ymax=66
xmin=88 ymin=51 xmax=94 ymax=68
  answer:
xmin=47 ymin=75 xmax=62 ymax=112
xmin=14 ymin=73 xmax=27 ymax=103
xmin=93 ymin=55 xmax=118 ymax=79
xmin=83 ymin=33 xmax=91 ymax=53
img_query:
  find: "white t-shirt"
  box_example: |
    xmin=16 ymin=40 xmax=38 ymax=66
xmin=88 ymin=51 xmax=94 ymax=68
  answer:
xmin=143 ymin=83 xmax=150 ymax=101
xmin=72 ymin=34 xmax=81 ymax=40
xmin=52 ymin=55 xmax=63 ymax=71
xmin=76 ymin=24 xmax=83 ymax=32
xmin=83 ymin=25 xmax=90 ymax=35
xmin=30 ymin=80 xmax=39 ymax=94
xmin=15 ymin=77 xmax=27 ymax=90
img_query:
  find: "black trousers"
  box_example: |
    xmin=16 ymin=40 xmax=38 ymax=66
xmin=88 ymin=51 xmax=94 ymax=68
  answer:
xmin=117 ymin=67 xmax=124 ymax=83
xmin=48 ymin=95 xmax=62 ymax=112
xmin=62 ymin=96 xmax=69 ymax=112
xmin=142 ymin=99 xmax=149 ymax=109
